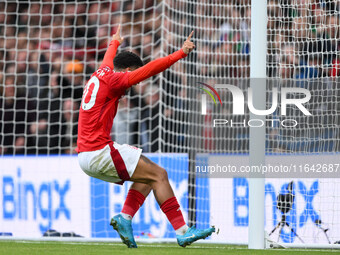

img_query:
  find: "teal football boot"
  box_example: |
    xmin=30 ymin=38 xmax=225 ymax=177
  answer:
xmin=176 ymin=226 xmax=215 ymax=247
xmin=110 ymin=214 xmax=137 ymax=248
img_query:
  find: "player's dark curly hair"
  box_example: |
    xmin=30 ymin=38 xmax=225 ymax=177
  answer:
xmin=113 ymin=51 xmax=144 ymax=70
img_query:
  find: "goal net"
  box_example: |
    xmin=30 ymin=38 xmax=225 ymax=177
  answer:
xmin=1 ymin=0 xmax=339 ymax=246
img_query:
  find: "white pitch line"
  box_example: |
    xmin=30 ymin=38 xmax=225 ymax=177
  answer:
xmin=2 ymin=241 xmax=237 ymax=249
xmin=3 ymin=241 xmax=340 ymax=252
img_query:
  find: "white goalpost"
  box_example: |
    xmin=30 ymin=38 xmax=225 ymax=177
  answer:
xmin=248 ymin=0 xmax=267 ymax=249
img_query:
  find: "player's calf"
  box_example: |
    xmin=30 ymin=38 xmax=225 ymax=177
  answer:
xmin=129 ymin=155 xmax=216 ymax=247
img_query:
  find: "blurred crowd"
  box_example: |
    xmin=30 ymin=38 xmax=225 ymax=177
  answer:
xmin=194 ymin=0 xmax=339 ymax=79
xmin=0 ymin=0 xmax=339 ymax=155
xmin=0 ymin=0 xmax=164 ymax=155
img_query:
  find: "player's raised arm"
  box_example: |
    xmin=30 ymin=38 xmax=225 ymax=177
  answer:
xmin=128 ymin=31 xmax=195 ymax=86
xmin=100 ymin=24 xmax=124 ymax=69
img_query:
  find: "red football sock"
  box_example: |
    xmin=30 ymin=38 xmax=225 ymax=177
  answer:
xmin=160 ymin=197 xmax=186 ymax=230
xmin=121 ymin=189 xmax=146 ymax=218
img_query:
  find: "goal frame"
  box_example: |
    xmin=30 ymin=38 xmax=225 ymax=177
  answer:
xmin=248 ymin=0 xmax=267 ymax=250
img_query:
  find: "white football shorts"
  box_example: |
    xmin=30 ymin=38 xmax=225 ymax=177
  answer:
xmin=78 ymin=142 xmax=142 ymax=184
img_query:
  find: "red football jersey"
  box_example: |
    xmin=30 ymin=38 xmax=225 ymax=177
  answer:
xmin=76 ymin=39 xmax=187 ymax=152
xmin=76 ymin=68 xmax=129 ymax=152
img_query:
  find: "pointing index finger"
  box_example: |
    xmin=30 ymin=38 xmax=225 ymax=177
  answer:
xmin=116 ymin=24 xmax=121 ymax=34
xmin=186 ymin=31 xmax=194 ymax=41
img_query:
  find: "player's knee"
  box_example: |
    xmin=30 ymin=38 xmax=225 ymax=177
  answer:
xmin=155 ymin=167 xmax=168 ymax=184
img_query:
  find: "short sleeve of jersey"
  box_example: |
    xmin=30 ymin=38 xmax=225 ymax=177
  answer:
xmin=106 ymin=71 xmax=129 ymax=94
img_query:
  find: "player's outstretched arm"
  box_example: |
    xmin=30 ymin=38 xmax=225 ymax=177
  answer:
xmin=100 ymin=24 xmax=124 ymax=69
xmin=128 ymin=31 xmax=195 ymax=86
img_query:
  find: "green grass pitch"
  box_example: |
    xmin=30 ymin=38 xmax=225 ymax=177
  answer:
xmin=1 ymin=241 xmax=340 ymax=255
